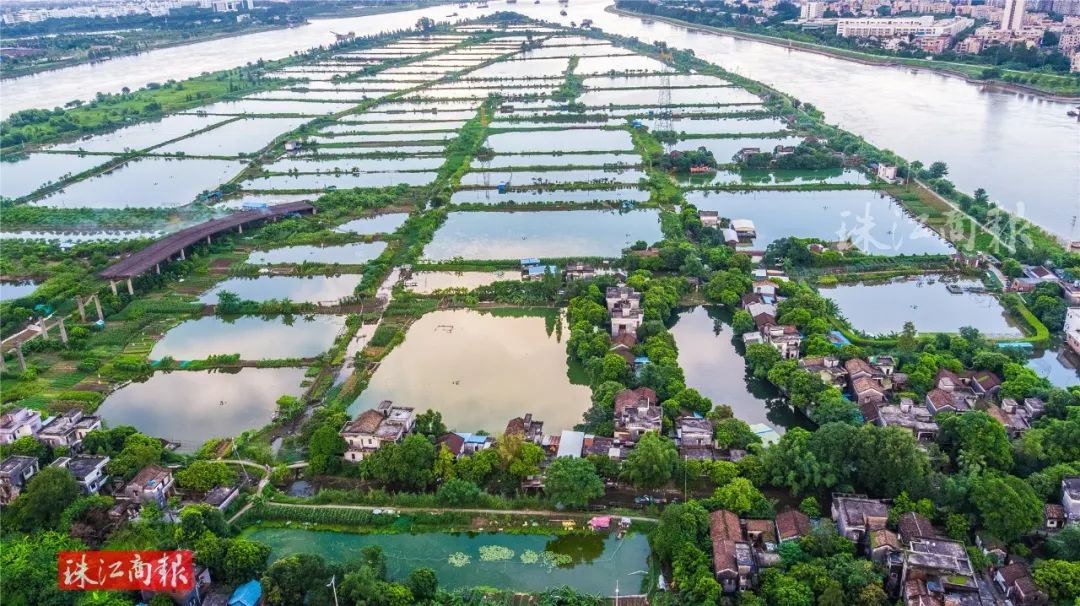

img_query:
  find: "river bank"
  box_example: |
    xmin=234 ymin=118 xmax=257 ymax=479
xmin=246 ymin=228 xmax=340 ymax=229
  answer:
xmin=608 ymin=5 xmax=1080 ymax=102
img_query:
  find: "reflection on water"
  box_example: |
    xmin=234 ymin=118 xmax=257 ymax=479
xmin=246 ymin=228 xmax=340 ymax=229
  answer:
xmin=247 ymin=241 xmax=387 ymax=265
xmin=823 ymin=277 xmax=1021 ymax=336
xmin=0 ymin=280 xmax=38 ymax=302
xmin=670 ymin=306 xmax=805 ymax=432
xmin=198 ymin=275 xmax=362 ymax=303
xmin=423 ymin=209 xmax=663 ymax=260
xmin=1025 ymin=345 xmax=1080 ymax=388
xmin=98 ymin=367 xmax=307 ymax=451
xmin=349 ymin=309 xmax=590 ymax=433
xmin=407 ymin=271 xmax=518 ymax=294
xmin=248 ymin=527 xmax=649 ymax=594
xmin=150 ymin=315 xmax=346 ymax=360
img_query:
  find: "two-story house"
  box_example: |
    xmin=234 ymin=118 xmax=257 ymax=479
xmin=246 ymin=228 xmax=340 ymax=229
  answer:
xmin=52 ymin=455 xmax=110 ymax=494
xmin=0 ymin=407 xmax=42 ymax=444
xmin=340 ymin=401 xmax=415 ymax=462
xmin=711 ymin=509 xmax=755 ymax=593
xmin=123 ymin=465 xmax=175 ymax=507
xmin=613 ymin=387 xmax=661 ymax=445
xmin=37 ymin=409 xmax=101 ymax=450
xmin=0 ymin=455 xmax=40 ymax=504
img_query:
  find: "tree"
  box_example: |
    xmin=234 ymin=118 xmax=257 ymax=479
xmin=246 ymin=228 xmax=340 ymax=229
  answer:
xmin=927 ymin=161 xmax=949 ymax=179
xmin=1 ymin=434 xmax=49 ymax=464
xmin=307 ymin=425 xmax=346 ymax=475
xmin=364 ymin=434 xmax=435 ymax=492
xmin=731 ymin=310 xmax=755 ymax=334
xmin=261 ymin=553 xmax=330 ymax=606
xmin=413 ymin=409 xmax=446 ymax=441
xmin=433 ymin=444 xmax=455 ymax=483
xmin=544 ymin=457 xmax=604 ymax=509
xmin=106 ymin=432 xmax=163 ymax=480
xmin=969 ymin=473 xmax=1042 ymax=543
xmin=435 ymin=478 xmax=481 ymax=506
xmin=799 ymin=497 xmax=820 ymax=517
xmin=937 ymin=411 xmax=1013 ymax=473
xmin=854 ymin=425 xmax=930 ymax=497
xmin=1032 ymin=559 xmax=1080 ymax=602
xmin=1 ymin=531 xmax=87 ymax=605
xmin=745 ymin=343 xmax=781 ymax=379
xmin=7 ymin=466 xmax=81 ymax=531
xmin=759 ymin=569 xmax=814 ymax=606
xmin=222 ymin=538 xmax=271 ymax=585
xmin=622 ymin=432 xmax=678 ymax=489
xmin=415 ymin=16 xmax=435 ymax=32
xmin=1001 ymin=258 xmax=1023 ymax=278
xmin=176 ymin=461 xmax=237 ymax=493
xmin=707 ymin=477 xmax=769 ymax=516
xmin=406 ymin=568 xmax=438 ymax=602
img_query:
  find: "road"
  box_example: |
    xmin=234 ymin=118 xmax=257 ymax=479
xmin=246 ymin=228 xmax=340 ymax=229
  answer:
xmin=257 ymin=500 xmax=660 ymax=523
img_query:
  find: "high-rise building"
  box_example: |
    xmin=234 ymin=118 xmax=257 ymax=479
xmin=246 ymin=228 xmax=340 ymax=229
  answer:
xmin=800 ymin=1 xmax=825 ymax=20
xmin=1001 ymin=0 xmax=1025 ymax=31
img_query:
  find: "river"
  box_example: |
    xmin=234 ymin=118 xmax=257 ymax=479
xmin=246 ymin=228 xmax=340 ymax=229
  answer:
xmin=2 ymin=0 xmax=1077 ymax=237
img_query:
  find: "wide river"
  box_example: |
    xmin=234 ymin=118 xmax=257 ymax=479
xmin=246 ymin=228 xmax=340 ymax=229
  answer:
xmin=2 ymin=0 xmax=1077 ymax=236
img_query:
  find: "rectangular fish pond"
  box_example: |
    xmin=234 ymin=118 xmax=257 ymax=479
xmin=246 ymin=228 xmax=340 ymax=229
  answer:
xmin=422 ymin=209 xmax=662 ymax=260
xmin=246 ymin=241 xmax=387 ymax=265
xmin=198 ymin=275 xmax=362 ymax=303
xmin=247 ymin=526 xmax=650 ymax=596
xmin=150 ymin=315 xmax=347 ymax=361
xmin=448 ymin=187 xmax=650 ymax=205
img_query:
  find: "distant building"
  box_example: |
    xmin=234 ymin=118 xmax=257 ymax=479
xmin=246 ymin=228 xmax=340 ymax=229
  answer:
xmin=555 ymin=429 xmax=585 ymax=458
xmin=699 ymin=210 xmax=720 ymax=228
xmin=836 ymin=15 xmax=973 ymax=37
xmin=1065 ymin=308 xmax=1080 ymax=355
xmin=800 ymin=1 xmax=825 ymax=20
xmin=1002 ymin=0 xmax=1026 ymax=32
xmin=0 ymin=455 xmax=39 ymax=505
xmin=876 ymin=164 xmax=898 ymax=182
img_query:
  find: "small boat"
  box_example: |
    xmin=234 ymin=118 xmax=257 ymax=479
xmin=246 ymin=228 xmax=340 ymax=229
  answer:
xmin=560 ymin=9 xmax=567 ymax=15
xmin=447 ymin=12 xmax=458 ymax=16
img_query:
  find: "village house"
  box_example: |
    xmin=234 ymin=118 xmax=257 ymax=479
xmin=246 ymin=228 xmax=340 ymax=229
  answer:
xmin=555 ymin=429 xmax=586 ymax=458
xmin=141 ymin=565 xmax=213 ymax=606
xmin=1062 ymin=476 xmax=1080 ymax=522
xmin=563 ymin=261 xmax=596 ymax=281
xmin=710 ymin=509 xmax=755 ymax=593
xmin=203 ymin=485 xmax=240 ymax=512
xmin=52 ymin=455 xmax=110 ymax=495
xmin=869 ymin=529 xmax=901 ymax=566
xmin=37 ymin=409 xmax=102 ymax=450
xmin=0 ymin=407 xmax=42 ymax=444
xmin=876 ymin=400 xmax=939 ymax=443
xmin=832 ymin=494 xmax=889 ymax=544
xmin=698 ymin=210 xmax=720 ymax=228
xmin=609 ymin=332 xmax=638 ymax=365
xmin=505 ymin=413 xmax=544 ymax=444
xmin=968 ymin=370 xmax=1002 ymax=397
xmin=986 ymin=401 xmax=1033 ymax=438
xmin=775 ymin=510 xmax=812 ymax=543
xmin=844 ymin=358 xmax=876 ymax=381
xmin=583 ymin=435 xmax=625 ymax=460
xmin=676 ymin=416 xmax=714 ymax=448
xmin=851 ymin=377 xmax=886 ymax=405
xmin=122 ymin=465 xmax=175 ymax=507
xmin=731 ymin=219 xmax=756 ymax=238
xmin=926 ymin=387 xmax=977 ymax=415
xmin=1068 ymin=308 xmax=1080 ymax=356
xmin=798 ymin=356 xmax=848 ymax=387
xmin=0 ymin=455 xmax=39 ymax=505
xmin=606 ymin=286 xmax=644 ymax=338
xmin=897 ymin=512 xmax=939 ymax=544
xmin=1045 ymin=504 xmax=1067 ymax=532
xmin=762 ymin=324 xmax=802 ymax=360
xmin=993 ymin=562 xmax=1047 ymax=605
xmin=614 ymin=387 xmax=662 ymax=445
xmin=895 ymin=538 xmax=983 ymax=605
xmin=340 ymin=401 xmax=416 ymax=462
xmin=746 ymin=519 xmax=779 ymax=567
xmin=721 ymin=228 xmax=739 ymax=246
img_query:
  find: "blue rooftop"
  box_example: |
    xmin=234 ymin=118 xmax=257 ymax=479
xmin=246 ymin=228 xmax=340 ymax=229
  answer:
xmin=526 ymin=265 xmax=557 ymax=276
xmin=520 ymin=258 xmax=541 ymax=266
xmin=827 ymin=330 xmax=851 ymax=347
xmin=228 ymin=580 xmax=262 ymax=606
xmin=456 ymin=432 xmax=488 ymax=444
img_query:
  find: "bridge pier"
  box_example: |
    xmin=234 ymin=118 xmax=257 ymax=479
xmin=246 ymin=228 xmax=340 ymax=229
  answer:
xmin=93 ymin=295 xmax=104 ymax=322
xmin=110 ymin=281 xmax=118 ymax=296
xmin=15 ymin=344 xmax=26 ymax=372
xmin=179 ymin=248 xmax=186 ymax=261
xmin=57 ymin=318 xmax=68 ymax=344
xmin=206 ymin=236 xmax=212 ymax=246
xmin=39 ymin=317 xmax=47 ymax=337
xmin=238 ymin=224 xmax=243 ymax=234
xmin=156 ymin=264 xmax=160 ymax=274
xmin=126 ymin=279 xmax=134 ymax=296
xmin=76 ymin=296 xmax=87 ymax=323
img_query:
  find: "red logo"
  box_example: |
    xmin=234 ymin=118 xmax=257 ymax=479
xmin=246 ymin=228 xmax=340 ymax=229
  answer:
xmin=58 ymin=550 xmax=194 ymax=591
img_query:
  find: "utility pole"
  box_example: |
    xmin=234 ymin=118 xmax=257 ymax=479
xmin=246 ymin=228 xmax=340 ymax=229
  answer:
xmin=232 ymin=438 xmax=251 ymax=485
xmin=327 ymin=575 xmax=340 ymax=606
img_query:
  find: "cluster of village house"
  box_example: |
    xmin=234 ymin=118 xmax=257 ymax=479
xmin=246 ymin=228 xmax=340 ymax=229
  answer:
xmin=708 ymin=482 xmax=1080 ymax=606
xmin=0 ymin=407 xmax=241 ymax=514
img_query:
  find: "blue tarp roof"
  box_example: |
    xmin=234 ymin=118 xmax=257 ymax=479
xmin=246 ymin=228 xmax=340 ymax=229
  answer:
xmin=827 ymin=330 xmax=851 ymax=347
xmin=456 ymin=432 xmax=488 ymax=444
xmin=229 ymin=580 xmax=262 ymax=606
xmin=520 ymin=258 xmax=541 ymax=266
xmin=526 ymin=265 xmax=557 ymax=276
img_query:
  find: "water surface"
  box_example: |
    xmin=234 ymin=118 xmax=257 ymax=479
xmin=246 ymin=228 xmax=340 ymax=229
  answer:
xmin=348 ymin=309 xmax=589 ymax=432
xmin=0 ymin=153 xmax=111 ymax=199
xmin=198 ymin=274 xmax=362 ymax=303
xmin=151 ymin=315 xmax=346 ymax=360
xmin=247 ymin=241 xmax=387 ymax=265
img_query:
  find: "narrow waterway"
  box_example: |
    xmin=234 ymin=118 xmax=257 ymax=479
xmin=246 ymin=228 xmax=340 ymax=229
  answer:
xmin=7 ymin=0 xmax=1075 ymax=238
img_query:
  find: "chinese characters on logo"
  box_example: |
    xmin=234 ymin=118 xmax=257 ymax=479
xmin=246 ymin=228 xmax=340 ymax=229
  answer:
xmin=58 ymin=550 xmax=193 ymax=592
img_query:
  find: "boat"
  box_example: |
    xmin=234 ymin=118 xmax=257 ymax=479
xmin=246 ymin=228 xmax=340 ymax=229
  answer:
xmin=447 ymin=12 xmax=458 ymax=16
xmin=560 ymin=9 xmax=567 ymax=15
xmin=458 ymin=2 xmax=467 ymax=6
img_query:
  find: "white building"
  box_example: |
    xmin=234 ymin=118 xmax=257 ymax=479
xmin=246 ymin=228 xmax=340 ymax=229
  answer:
xmin=52 ymin=455 xmax=110 ymax=495
xmin=0 ymin=408 xmax=42 ymax=445
xmin=1065 ymin=307 xmax=1080 ymax=355
xmin=836 ymin=16 xmax=973 ymax=38
xmin=1001 ymin=0 xmax=1025 ymax=32
xmin=801 ymin=1 xmax=826 ymax=20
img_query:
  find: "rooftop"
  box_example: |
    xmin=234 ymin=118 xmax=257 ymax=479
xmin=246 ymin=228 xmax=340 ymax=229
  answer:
xmin=59 ymin=455 xmax=108 ymax=480
xmin=0 ymin=455 xmax=37 ymax=475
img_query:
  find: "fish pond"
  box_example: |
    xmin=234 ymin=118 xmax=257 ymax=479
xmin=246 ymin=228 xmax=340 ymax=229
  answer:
xmin=246 ymin=241 xmax=387 ymax=265
xmin=683 ymin=189 xmax=952 ymax=256
xmin=670 ymin=306 xmax=805 ymax=431
xmin=198 ymin=275 xmax=362 ymax=303
xmin=484 ymin=129 xmax=634 ymax=153
xmin=348 ymin=309 xmax=590 ymax=433
xmin=1 ymin=153 xmax=111 ymax=199
xmin=97 ymin=367 xmax=307 ymax=451
xmin=247 ymin=527 xmax=650 ymax=595
xmin=423 ymin=209 xmax=662 ymax=260
xmin=822 ymin=277 xmax=1022 ymax=337
xmin=449 ymin=187 xmax=650 ymax=205
xmin=406 ymin=270 xmax=519 ymax=293
xmin=675 ymin=168 xmax=869 ymax=187
xmin=334 ymin=213 xmax=410 ymax=235
xmin=150 ymin=315 xmax=346 ymax=360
